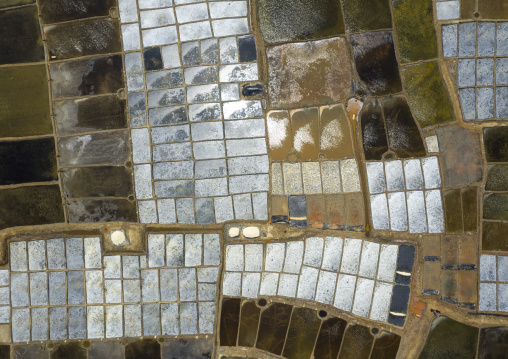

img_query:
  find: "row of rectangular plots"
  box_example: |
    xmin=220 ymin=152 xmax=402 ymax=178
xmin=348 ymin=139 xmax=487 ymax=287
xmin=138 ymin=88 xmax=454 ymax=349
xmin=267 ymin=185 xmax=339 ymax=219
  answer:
xmin=388 ymin=245 xmax=415 ymax=327
xmin=272 ymin=194 xmax=365 ymax=232
xmin=218 ymin=297 xmax=403 ymax=359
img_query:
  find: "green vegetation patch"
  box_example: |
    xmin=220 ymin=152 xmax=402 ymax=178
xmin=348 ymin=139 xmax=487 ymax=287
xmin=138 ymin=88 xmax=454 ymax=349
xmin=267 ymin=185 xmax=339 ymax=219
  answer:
xmin=0 ymin=64 xmax=53 ymax=138
xmin=402 ymin=61 xmax=455 ymax=127
xmin=392 ymin=0 xmax=438 ymax=63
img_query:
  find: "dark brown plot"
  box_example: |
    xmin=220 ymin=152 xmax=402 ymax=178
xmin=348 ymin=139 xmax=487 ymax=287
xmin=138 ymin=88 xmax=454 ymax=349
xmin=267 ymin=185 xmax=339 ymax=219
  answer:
xmin=418 ymin=317 xmax=479 ymax=359
xmin=461 ymin=0 xmax=476 ymax=18
xmin=351 ymin=31 xmax=402 ymax=96
xmin=0 ymin=0 xmax=34 ymax=8
xmin=370 ymin=332 xmax=401 ymax=359
xmin=484 ymin=126 xmax=508 ymax=162
xmin=444 ymin=189 xmax=462 ymax=233
xmin=51 ymin=343 xmax=87 ymax=359
xmin=0 ymin=6 xmax=44 ymax=65
xmin=0 ymin=64 xmax=52 ymax=138
xmin=220 ymin=298 xmax=241 ymax=346
xmin=256 ymin=303 xmax=292 ymax=355
xmin=313 ymin=317 xmax=347 ymax=359
xmin=0 ymin=185 xmax=64 ymax=230
xmin=0 ymin=138 xmax=57 ymax=186
xmin=39 ymin=0 xmax=116 ymax=24
xmin=361 ymin=98 xmax=388 ymax=160
xmin=0 ymin=346 xmax=11 ymax=359
xmin=125 ymin=339 xmax=160 ymax=359
xmin=338 ymin=324 xmax=373 ymax=359
xmin=478 ymin=327 xmax=508 ymax=359
xmin=162 ymin=338 xmax=213 ymax=359
xmin=61 ymin=166 xmax=133 ymax=198
xmin=483 ymin=221 xmax=508 ymax=251
xmin=44 ymin=18 xmax=121 ymax=61
xmin=283 ymin=307 xmax=321 ymax=359
xmin=238 ymin=300 xmax=261 ymax=347
xmin=382 ymin=96 xmax=425 ymax=158
xmin=462 ymin=187 xmax=478 ymax=233
xmin=478 ymin=0 xmax=508 ymax=19
xmin=12 ymin=344 xmax=49 ymax=359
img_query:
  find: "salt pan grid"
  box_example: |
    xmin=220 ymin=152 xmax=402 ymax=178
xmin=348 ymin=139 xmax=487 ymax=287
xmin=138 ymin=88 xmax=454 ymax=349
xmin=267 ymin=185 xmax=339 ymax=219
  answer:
xmin=442 ymin=21 xmax=508 ymax=120
xmin=8 ymin=234 xmax=220 ymax=342
xmin=366 ymin=157 xmax=444 ymax=233
xmin=479 ymin=254 xmax=508 ymax=312
xmin=119 ymin=0 xmax=268 ymax=224
xmin=223 ymin=237 xmax=415 ymax=327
